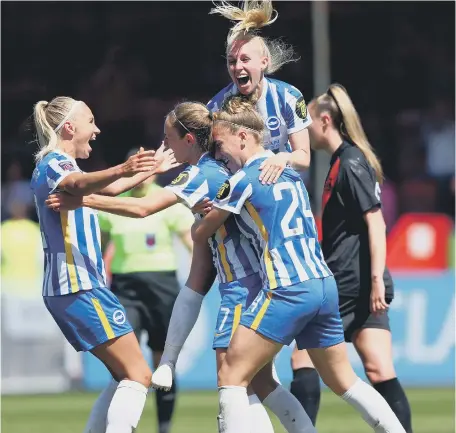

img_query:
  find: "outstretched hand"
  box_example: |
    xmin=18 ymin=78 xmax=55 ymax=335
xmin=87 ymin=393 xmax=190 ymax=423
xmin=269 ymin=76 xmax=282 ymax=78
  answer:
xmin=154 ymin=142 xmax=182 ymax=174
xmin=46 ymin=192 xmax=83 ymax=212
xmin=121 ymin=147 xmax=158 ymax=177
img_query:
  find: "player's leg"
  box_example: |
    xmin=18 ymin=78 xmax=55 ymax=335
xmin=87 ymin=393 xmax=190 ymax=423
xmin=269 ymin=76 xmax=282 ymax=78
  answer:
xmin=217 ymin=348 xmax=274 ymax=433
xmin=214 ymin=276 xmax=275 ymax=433
xmin=217 ymin=325 xmax=283 ymax=433
xmin=290 ymin=347 xmax=320 ymax=426
xmin=252 ymin=361 xmax=316 ymax=433
xmin=217 ymin=282 xmax=324 ymax=433
xmin=93 ymin=333 xmax=151 ymax=433
xmin=302 ymin=277 xmax=406 ymax=433
xmin=44 ymin=288 xmax=151 ymax=433
xmin=81 ymin=274 xmax=145 ymax=433
xmin=152 ymin=242 xmax=215 ymax=390
xmin=83 ymin=295 xmax=142 ymax=433
xmin=147 ymin=272 xmax=182 ymax=433
xmin=352 ymin=326 xmax=413 ymax=432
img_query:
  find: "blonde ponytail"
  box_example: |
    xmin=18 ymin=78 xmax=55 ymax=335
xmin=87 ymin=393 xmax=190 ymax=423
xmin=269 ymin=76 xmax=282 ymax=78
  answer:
xmin=210 ymin=0 xmax=298 ymax=75
xmin=33 ymin=96 xmax=79 ymax=162
xmin=314 ymin=84 xmax=384 ymax=183
xmin=210 ymin=0 xmax=277 ymax=40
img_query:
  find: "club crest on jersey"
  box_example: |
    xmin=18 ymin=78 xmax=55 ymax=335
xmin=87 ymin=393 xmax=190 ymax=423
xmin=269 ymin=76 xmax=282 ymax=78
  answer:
xmin=266 ymin=116 xmax=281 ymax=131
xmin=145 ymin=234 xmax=156 ymax=248
xmin=216 ymin=181 xmax=231 ymax=200
xmin=295 ymin=96 xmax=307 ymax=120
xmin=58 ymin=161 xmax=75 ymax=171
xmin=171 ymin=171 xmax=189 ymax=186
xmin=113 ymin=309 xmax=126 ymax=325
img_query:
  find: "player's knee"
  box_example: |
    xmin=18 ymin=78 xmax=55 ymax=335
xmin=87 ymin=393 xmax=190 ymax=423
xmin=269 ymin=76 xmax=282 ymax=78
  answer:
xmin=217 ymin=361 xmax=248 ymax=388
xmin=291 ymin=349 xmax=314 ymax=370
xmin=363 ymin=358 xmax=396 ymax=384
xmin=123 ymin=363 xmax=153 ymax=388
xmin=251 ymin=375 xmax=277 ymax=401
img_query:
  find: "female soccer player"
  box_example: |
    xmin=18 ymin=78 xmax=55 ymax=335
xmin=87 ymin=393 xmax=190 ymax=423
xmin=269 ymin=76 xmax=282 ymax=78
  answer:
xmin=31 ymin=96 xmax=169 ymax=433
xmin=98 ymin=158 xmax=195 ymax=433
xmin=47 ymin=101 xmax=316 ymax=433
xmin=208 ymin=1 xmax=321 ymax=414
xmin=291 ymin=83 xmax=412 ymax=432
xmin=209 ymin=0 xmax=312 ymax=183
xmin=192 ymin=95 xmax=407 ymax=433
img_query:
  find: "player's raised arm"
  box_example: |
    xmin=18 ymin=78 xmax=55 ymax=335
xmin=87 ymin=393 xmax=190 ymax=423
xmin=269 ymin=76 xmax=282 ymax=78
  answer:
xmin=98 ymin=143 xmax=180 ymax=196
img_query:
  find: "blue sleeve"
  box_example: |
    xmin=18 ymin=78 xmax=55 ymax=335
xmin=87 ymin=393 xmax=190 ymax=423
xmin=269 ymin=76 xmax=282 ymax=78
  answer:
xmin=165 ymin=166 xmax=210 ymax=208
xmin=283 ymin=85 xmax=312 ymax=134
xmin=213 ymin=170 xmax=253 ymax=214
xmin=46 ymin=156 xmax=79 ymax=193
xmin=207 ymin=84 xmax=235 ymax=112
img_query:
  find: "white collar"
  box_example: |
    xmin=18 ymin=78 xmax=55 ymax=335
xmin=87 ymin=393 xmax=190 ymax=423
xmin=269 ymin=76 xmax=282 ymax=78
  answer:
xmin=54 ymin=148 xmax=77 ymax=163
xmin=244 ymin=150 xmax=274 ymax=167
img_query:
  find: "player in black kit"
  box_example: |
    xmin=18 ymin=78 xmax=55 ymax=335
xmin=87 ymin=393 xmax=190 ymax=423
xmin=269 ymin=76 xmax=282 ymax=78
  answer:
xmin=290 ymin=84 xmax=413 ymax=433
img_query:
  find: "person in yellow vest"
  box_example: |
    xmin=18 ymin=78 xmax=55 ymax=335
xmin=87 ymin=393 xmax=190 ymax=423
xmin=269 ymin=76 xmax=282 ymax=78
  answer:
xmin=1 ymin=201 xmax=43 ymax=298
xmin=98 ymin=151 xmax=194 ymax=433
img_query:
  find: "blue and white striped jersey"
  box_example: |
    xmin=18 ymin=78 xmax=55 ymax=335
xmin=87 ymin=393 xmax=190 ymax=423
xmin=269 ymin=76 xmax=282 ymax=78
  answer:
xmin=165 ymin=153 xmax=260 ymax=283
xmin=213 ymin=150 xmax=332 ymax=290
xmin=208 ymin=77 xmax=311 ymax=154
xmin=30 ymin=151 xmax=107 ymax=297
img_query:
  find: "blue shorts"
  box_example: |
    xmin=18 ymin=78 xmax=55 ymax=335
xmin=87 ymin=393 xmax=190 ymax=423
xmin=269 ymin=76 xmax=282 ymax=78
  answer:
xmin=43 ymin=287 xmax=133 ymax=352
xmin=240 ymin=276 xmax=344 ymax=349
xmin=213 ymin=273 xmax=263 ymax=349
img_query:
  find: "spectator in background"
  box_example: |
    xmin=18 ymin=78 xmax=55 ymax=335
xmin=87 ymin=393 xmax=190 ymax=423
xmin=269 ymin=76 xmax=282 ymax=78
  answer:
xmin=1 ymin=160 xmax=34 ymax=221
xmin=98 ymin=149 xmax=194 ymax=433
xmin=1 ymin=201 xmax=43 ymax=297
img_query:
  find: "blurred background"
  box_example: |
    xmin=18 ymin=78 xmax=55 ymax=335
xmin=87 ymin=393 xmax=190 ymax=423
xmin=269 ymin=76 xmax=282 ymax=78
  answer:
xmin=1 ymin=1 xmax=454 ymax=432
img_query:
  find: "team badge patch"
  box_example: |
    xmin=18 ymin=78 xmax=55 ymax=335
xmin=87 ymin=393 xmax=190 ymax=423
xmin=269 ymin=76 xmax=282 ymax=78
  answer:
xmin=58 ymin=161 xmax=75 ymax=171
xmin=112 ymin=309 xmax=126 ymax=325
xmin=146 ymin=234 xmax=156 ymax=248
xmin=266 ymin=116 xmax=281 ymax=131
xmin=171 ymin=171 xmax=189 ymax=186
xmin=295 ymin=96 xmax=308 ymax=120
xmin=216 ymin=180 xmax=231 ymax=200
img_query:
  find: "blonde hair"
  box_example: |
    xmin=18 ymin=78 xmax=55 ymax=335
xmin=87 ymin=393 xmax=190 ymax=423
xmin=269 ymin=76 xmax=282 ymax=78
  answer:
xmin=33 ymin=96 xmax=80 ymax=162
xmin=313 ymin=84 xmax=384 ymax=183
xmin=166 ymin=102 xmax=214 ymax=152
xmin=213 ymin=95 xmax=264 ymax=143
xmin=210 ymin=0 xmax=298 ymax=75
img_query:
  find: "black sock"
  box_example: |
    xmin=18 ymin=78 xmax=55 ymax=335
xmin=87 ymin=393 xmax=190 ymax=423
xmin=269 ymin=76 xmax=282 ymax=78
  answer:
xmin=290 ymin=367 xmax=321 ymax=426
xmin=155 ymin=380 xmax=177 ymax=433
xmin=373 ymin=378 xmax=413 ymax=433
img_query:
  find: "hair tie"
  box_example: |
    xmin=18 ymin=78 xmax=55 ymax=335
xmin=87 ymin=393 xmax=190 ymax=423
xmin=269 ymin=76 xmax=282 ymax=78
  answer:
xmin=208 ymin=111 xmax=214 ymax=121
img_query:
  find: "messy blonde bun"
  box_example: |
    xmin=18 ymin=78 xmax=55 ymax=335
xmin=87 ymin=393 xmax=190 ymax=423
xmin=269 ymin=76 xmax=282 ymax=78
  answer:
xmin=214 ymin=95 xmax=264 ymax=141
xmin=210 ymin=0 xmax=297 ymax=75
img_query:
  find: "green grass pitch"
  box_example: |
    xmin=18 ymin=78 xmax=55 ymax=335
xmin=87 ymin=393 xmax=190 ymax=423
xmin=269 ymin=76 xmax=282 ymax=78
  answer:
xmin=2 ymin=388 xmax=454 ymax=432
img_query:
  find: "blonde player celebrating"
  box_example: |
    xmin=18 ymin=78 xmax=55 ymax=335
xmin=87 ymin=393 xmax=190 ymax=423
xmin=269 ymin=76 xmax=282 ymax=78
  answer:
xmin=47 ymin=102 xmax=318 ymax=433
xmin=192 ymin=95 xmax=407 ymax=433
xmin=208 ymin=0 xmax=311 ymax=183
xmin=30 ymin=96 xmax=175 ymax=433
xmin=208 ymin=1 xmax=321 ymax=418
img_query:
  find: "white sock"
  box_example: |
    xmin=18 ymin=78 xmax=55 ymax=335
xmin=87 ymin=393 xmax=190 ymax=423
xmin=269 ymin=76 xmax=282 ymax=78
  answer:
xmin=160 ymin=286 xmax=204 ymax=366
xmin=263 ymin=385 xmax=316 ymax=433
xmin=83 ymin=379 xmax=118 ymax=433
xmin=342 ymin=378 xmax=406 ymax=433
xmin=106 ymin=380 xmax=148 ymax=433
xmin=248 ymin=394 xmax=274 ymax=433
xmin=218 ymin=386 xmax=250 ymax=433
